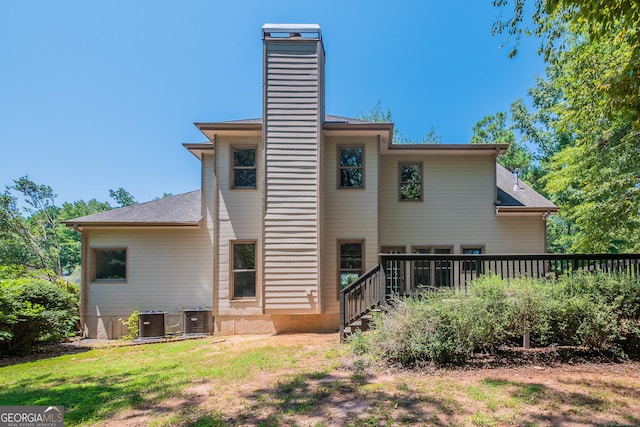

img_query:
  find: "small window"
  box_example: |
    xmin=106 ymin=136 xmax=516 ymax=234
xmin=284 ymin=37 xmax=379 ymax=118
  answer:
xmin=338 ymin=146 xmax=364 ymax=189
xmin=399 ymin=162 xmax=423 ymax=201
xmin=93 ymin=248 xmax=127 ymax=282
xmin=232 ymin=147 xmax=257 ymax=189
xmin=462 ymin=246 xmax=484 ymax=272
xmin=338 ymin=240 xmax=364 ymax=292
xmin=232 ymin=241 xmax=256 ymax=298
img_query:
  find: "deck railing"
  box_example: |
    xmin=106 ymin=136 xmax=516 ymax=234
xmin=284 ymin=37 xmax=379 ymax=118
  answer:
xmin=380 ymin=253 xmax=640 ymax=295
xmin=340 ymin=253 xmax=640 ymax=339
xmin=339 ymin=263 xmax=385 ymax=338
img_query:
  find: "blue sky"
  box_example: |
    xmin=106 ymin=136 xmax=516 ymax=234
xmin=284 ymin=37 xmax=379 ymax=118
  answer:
xmin=0 ymin=1 xmax=545 ymax=205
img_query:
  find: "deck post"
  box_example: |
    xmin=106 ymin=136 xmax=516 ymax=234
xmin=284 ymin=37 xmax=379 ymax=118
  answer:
xmin=379 ymin=260 xmax=387 ymax=307
xmin=339 ymin=289 xmax=345 ymax=341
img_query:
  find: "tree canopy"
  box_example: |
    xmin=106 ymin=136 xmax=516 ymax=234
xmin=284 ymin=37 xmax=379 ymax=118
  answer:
xmin=490 ymin=3 xmax=640 ymax=252
xmin=493 ymin=0 xmax=640 ymax=125
xmin=357 ymin=100 xmax=442 ymax=144
xmin=0 ymin=177 xmax=130 ymax=277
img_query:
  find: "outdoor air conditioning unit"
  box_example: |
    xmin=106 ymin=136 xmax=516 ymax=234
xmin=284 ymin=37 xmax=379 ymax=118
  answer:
xmin=184 ymin=308 xmax=212 ymax=335
xmin=138 ymin=311 xmax=166 ymax=339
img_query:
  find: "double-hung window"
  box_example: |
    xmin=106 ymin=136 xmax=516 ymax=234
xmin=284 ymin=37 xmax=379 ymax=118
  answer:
xmin=232 ymin=147 xmax=257 ymax=189
xmin=338 ymin=146 xmax=364 ymax=189
xmin=338 ymin=240 xmax=364 ymax=292
xmin=232 ymin=241 xmax=256 ymax=298
xmin=399 ymin=162 xmax=423 ymax=201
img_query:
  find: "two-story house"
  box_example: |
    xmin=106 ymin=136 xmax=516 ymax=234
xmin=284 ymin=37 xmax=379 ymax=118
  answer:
xmin=66 ymin=24 xmax=557 ymax=339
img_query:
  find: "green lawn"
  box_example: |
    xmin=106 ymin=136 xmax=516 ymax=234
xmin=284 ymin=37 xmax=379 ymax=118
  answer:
xmin=0 ymin=336 xmax=336 ymax=426
xmin=1 ymin=334 xmax=639 ymax=426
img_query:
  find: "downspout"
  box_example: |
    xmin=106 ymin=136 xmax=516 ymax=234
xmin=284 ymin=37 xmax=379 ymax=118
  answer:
xmin=74 ymin=225 xmax=89 ymax=338
xmin=493 ymin=148 xmax=500 ymax=205
xmin=542 ymin=211 xmax=550 ymax=253
xmin=212 ymin=135 xmax=220 ymax=322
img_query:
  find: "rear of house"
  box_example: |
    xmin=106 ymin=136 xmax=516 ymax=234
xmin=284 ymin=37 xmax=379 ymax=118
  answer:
xmin=65 ymin=24 xmax=556 ymax=339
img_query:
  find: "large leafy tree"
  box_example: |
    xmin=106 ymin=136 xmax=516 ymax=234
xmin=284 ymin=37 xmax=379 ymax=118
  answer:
xmin=0 ymin=177 xmax=62 ymax=277
xmin=492 ymin=0 xmax=640 ymax=253
xmin=470 ymin=112 xmax=533 ymax=175
xmin=540 ymin=35 xmax=640 ymax=252
xmin=506 ymin=33 xmax=639 ymax=252
xmin=1 ymin=177 xmax=114 ymax=276
xmin=58 ymin=199 xmax=112 ymax=271
xmin=109 ymin=187 xmax=137 ymax=208
xmin=493 ymin=0 xmax=640 ymax=125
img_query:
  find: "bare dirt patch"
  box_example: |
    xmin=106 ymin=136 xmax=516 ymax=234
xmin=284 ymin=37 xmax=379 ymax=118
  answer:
xmin=87 ymin=333 xmax=640 ymax=426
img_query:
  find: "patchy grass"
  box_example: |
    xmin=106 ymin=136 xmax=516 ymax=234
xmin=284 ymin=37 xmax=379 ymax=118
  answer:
xmin=1 ymin=333 xmax=639 ymax=426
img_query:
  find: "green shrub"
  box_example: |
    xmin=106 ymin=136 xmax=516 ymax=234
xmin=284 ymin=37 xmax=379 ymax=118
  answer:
xmin=120 ymin=310 xmax=139 ymax=340
xmin=0 ymin=276 xmax=79 ymax=355
xmin=349 ymin=292 xmax=475 ymax=366
xmin=348 ymin=272 xmax=640 ymax=366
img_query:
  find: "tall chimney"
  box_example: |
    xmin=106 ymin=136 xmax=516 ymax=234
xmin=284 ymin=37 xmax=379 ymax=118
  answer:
xmin=261 ymin=24 xmax=325 ymax=313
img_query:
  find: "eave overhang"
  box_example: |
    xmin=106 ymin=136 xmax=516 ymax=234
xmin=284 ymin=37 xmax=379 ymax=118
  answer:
xmin=494 ymin=206 xmax=559 ymax=217
xmin=383 ymin=142 xmax=509 ymax=156
xmin=183 ymin=142 xmax=214 ymax=160
xmin=322 ymin=122 xmax=394 ymax=142
xmin=195 ymin=122 xmax=263 ymax=141
xmin=63 ymin=219 xmax=203 ymax=232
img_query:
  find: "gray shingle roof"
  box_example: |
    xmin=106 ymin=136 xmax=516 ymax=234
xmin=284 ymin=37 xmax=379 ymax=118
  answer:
xmin=64 ymin=190 xmax=202 ymax=227
xmin=65 ymin=163 xmax=555 ymax=228
xmin=496 ymin=163 xmax=557 ymax=210
xmin=216 ymin=115 xmax=376 ymax=125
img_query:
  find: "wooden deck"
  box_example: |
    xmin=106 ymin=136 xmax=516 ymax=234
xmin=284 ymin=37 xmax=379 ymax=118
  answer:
xmin=340 ymin=253 xmax=640 ymax=339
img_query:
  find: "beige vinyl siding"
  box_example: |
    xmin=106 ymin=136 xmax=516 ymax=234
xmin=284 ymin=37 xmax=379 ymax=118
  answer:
xmin=85 ymin=228 xmax=213 ymax=318
xmin=216 ymin=137 xmax=263 ymax=316
xmin=202 ymin=154 xmax=215 ymax=229
xmin=380 ymin=155 xmax=546 ymax=253
xmin=263 ymin=39 xmax=323 ymax=312
xmin=322 ymin=136 xmax=379 ymax=314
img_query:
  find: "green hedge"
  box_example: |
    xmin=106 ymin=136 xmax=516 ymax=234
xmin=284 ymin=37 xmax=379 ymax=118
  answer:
xmin=348 ymin=272 xmax=640 ymax=366
xmin=0 ymin=271 xmax=79 ymax=355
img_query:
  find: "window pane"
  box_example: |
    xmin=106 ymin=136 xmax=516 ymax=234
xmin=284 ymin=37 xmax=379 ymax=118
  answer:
xmin=340 ymin=273 xmax=360 ymax=289
xmin=400 ymin=164 xmax=421 ymax=182
xmin=339 ymin=147 xmax=364 ymax=189
xmin=234 ymin=271 xmax=256 ymax=297
xmin=234 ymin=148 xmax=256 ymax=167
xmin=95 ymin=249 xmax=126 ymax=280
xmin=400 ymin=183 xmax=422 ymax=200
xmin=339 ymin=242 xmax=362 ymax=270
xmin=234 ymin=169 xmax=257 ymax=188
xmin=435 ymin=248 xmax=451 ymax=287
xmin=463 ymin=248 xmax=482 ymax=271
xmin=340 ymin=169 xmax=363 ymax=188
xmin=340 ymin=148 xmax=362 ymax=167
xmin=233 ymin=243 xmax=255 ymax=269
xmin=400 ymin=164 xmax=422 ymax=200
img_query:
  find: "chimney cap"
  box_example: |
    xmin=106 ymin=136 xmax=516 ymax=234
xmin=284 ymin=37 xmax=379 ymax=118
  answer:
xmin=262 ymin=24 xmax=321 ymax=40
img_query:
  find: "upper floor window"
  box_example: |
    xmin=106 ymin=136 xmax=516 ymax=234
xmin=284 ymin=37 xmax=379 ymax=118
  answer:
xmin=399 ymin=162 xmax=423 ymax=201
xmin=93 ymin=248 xmax=127 ymax=282
xmin=232 ymin=147 xmax=257 ymax=189
xmin=338 ymin=146 xmax=364 ymax=189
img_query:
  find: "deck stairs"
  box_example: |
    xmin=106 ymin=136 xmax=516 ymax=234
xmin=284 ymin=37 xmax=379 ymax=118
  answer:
xmin=340 ymin=263 xmax=386 ymax=341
